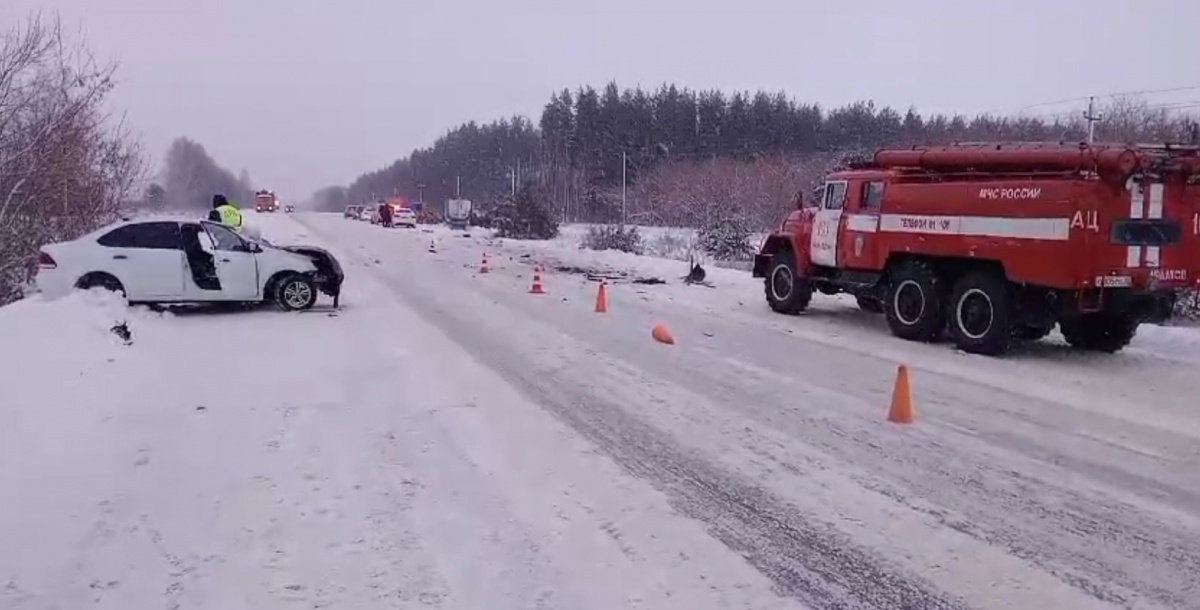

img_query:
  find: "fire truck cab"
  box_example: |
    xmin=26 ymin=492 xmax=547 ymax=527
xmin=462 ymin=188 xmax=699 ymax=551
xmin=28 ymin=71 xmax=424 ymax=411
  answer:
xmin=753 ymin=142 xmax=1200 ymax=355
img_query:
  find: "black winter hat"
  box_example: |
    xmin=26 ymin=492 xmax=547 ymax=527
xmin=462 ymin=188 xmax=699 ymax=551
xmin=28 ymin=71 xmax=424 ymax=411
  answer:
xmin=212 ymin=194 xmax=228 ymax=208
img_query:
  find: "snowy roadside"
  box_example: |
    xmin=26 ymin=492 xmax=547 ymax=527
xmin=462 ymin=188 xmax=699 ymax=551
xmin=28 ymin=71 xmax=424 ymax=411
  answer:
xmin=0 ymin=214 xmax=804 ymax=610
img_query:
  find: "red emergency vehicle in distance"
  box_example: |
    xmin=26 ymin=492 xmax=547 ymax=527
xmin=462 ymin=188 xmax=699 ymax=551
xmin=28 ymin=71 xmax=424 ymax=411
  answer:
xmin=254 ymin=189 xmax=279 ymax=213
xmin=752 ymin=141 xmax=1200 ymax=356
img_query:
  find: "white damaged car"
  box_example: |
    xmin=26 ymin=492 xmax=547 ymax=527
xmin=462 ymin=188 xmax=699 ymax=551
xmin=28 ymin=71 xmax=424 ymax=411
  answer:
xmin=34 ymin=216 xmax=344 ymax=310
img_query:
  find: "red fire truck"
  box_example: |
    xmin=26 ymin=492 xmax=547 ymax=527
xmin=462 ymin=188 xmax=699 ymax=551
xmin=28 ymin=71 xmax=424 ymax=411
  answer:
xmin=752 ymin=142 xmax=1200 ymax=355
xmin=254 ymin=190 xmax=279 ymax=213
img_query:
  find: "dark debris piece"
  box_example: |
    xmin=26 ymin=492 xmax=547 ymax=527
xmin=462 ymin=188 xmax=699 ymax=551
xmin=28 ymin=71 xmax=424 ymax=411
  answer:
xmin=110 ymin=322 xmax=132 ymax=345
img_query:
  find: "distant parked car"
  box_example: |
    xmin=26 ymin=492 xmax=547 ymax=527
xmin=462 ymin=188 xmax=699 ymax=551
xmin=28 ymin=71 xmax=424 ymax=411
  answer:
xmin=343 ymin=205 xmax=361 ymax=219
xmin=393 ymin=207 xmax=417 ymax=228
xmin=358 ymin=207 xmax=373 ymax=221
xmin=34 ymin=216 xmax=344 ymax=310
xmin=284 ymin=205 xmax=295 ymax=213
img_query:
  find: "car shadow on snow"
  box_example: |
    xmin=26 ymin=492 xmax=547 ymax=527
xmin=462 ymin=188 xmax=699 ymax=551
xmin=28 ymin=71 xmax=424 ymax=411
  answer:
xmin=150 ymin=303 xmax=342 ymax=317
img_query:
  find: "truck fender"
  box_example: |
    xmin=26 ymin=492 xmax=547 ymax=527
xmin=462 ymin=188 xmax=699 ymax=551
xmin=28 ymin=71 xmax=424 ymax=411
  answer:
xmin=753 ymin=233 xmax=811 ymax=278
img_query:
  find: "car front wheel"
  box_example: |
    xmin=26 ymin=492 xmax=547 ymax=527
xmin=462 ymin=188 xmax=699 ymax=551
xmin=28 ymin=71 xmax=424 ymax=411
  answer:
xmin=274 ymin=274 xmax=318 ymax=311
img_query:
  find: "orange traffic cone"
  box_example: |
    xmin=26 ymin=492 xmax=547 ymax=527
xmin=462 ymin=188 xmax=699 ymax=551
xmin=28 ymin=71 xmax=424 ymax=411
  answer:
xmin=529 ymin=266 xmax=546 ymax=294
xmin=479 ymin=253 xmax=489 ymax=274
xmin=594 ymin=281 xmax=608 ymax=313
xmin=887 ymin=364 xmax=914 ymax=424
xmin=651 ymin=323 xmax=674 ymax=345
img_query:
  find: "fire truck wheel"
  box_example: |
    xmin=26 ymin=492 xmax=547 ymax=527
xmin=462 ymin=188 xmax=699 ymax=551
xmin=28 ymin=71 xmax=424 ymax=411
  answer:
xmin=948 ymin=272 xmax=1014 ymax=355
xmin=765 ymin=250 xmax=812 ymax=314
xmin=1059 ymin=313 xmax=1138 ymax=353
xmin=885 ymin=262 xmax=945 ymax=342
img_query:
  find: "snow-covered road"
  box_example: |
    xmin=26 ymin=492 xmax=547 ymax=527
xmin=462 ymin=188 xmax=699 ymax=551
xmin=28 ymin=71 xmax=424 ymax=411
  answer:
xmin=2 ymin=212 xmax=1199 ymax=610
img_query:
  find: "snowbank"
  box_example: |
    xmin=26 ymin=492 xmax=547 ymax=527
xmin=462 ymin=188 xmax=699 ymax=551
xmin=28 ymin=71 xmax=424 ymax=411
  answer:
xmin=0 ymin=290 xmax=158 ymax=361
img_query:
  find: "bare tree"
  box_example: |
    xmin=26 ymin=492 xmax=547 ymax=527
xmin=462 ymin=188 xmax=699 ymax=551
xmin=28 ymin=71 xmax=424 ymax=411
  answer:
xmin=0 ymin=12 xmax=144 ymax=305
xmin=624 ymin=152 xmax=838 ymax=231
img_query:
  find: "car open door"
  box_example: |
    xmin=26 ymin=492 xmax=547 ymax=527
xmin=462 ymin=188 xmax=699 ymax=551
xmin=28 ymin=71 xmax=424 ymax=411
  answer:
xmin=203 ymin=222 xmax=260 ymax=300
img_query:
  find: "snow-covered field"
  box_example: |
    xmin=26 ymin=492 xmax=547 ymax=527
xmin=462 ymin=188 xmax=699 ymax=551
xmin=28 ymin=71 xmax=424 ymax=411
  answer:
xmin=2 ymin=212 xmax=1199 ymax=610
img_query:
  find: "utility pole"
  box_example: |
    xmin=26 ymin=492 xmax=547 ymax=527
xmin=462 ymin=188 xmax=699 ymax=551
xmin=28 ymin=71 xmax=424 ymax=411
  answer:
xmin=1083 ymin=96 xmax=1103 ymax=143
xmin=621 ymin=151 xmax=627 ymax=225
xmin=455 ymin=175 xmax=461 ymax=198
xmin=508 ymin=168 xmax=516 ymax=197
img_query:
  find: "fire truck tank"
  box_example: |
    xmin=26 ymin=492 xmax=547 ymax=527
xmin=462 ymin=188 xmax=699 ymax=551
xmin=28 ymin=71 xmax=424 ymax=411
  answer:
xmin=873 ymin=143 xmax=1140 ymax=175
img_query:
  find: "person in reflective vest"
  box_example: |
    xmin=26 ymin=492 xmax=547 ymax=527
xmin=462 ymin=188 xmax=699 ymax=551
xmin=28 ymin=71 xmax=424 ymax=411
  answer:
xmin=208 ymin=194 xmax=243 ymax=229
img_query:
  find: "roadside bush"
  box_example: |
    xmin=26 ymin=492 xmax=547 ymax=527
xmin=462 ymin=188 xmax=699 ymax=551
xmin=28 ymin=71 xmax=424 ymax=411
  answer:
xmin=581 ymin=224 xmax=643 ymax=254
xmin=646 ymin=229 xmax=698 ymax=261
xmin=493 ymin=182 xmax=559 ymax=240
xmin=0 ymin=15 xmax=143 ymax=306
xmin=697 ymin=216 xmax=754 ymax=261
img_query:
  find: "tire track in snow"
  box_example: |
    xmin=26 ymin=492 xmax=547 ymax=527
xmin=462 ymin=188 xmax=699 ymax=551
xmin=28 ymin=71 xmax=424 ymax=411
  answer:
xmin=300 ymin=219 xmax=965 ymax=610
xmin=388 ymin=286 xmax=964 ymax=610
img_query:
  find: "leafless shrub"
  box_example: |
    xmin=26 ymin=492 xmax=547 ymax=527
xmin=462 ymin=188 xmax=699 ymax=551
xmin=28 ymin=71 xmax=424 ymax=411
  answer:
xmin=624 ymin=152 xmax=840 ymax=231
xmin=581 ymin=223 xmax=643 ymax=254
xmin=0 ymin=13 xmax=143 ymax=305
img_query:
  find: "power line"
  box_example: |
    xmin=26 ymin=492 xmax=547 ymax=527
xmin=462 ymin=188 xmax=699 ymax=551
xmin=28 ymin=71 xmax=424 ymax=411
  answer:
xmin=1144 ymin=99 xmax=1200 ymax=110
xmin=1014 ymin=85 xmax=1200 ymax=113
xmin=1020 ymin=97 xmax=1200 ymax=123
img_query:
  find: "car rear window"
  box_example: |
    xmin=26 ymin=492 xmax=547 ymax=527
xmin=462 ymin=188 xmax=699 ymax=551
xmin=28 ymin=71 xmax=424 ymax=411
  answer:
xmin=97 ymin=222 xmax=181 ymax=250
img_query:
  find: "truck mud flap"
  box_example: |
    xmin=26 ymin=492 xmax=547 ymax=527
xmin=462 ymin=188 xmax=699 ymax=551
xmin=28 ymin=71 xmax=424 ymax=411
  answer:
xmin=751 ymin=254 xmax=771 ymax=278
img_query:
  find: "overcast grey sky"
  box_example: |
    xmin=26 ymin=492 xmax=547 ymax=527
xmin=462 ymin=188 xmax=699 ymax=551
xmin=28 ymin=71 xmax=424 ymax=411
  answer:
xmin=4 ymin=0 xmax=1199 ymax=200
